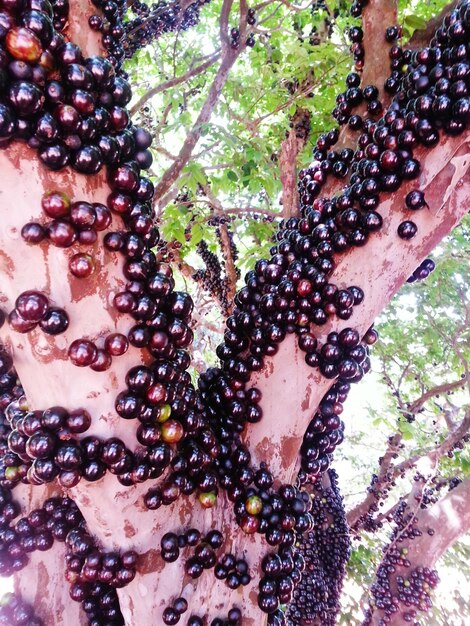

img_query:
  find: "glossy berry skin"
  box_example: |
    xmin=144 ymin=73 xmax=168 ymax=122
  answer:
xmin=41 ymin=191 xmax=70 ymax=218
xmin=6 ymin=27 xmax=43 ymax=62
xmin=104 ymin=333 xmax=129 ymax=356
xmin=162 ymin=607 xmax=180 ymax=624
xmin=240 ymin=514 xmax=260 ymax=534
xmin=15 ymin=290 xmax=49 ymax=322
xmin=39 ymin=308 xmax=69 ymax=335
xmin=70 ymin=201 xmax=96 ymax=228
xmin=67 ymin=409 xmax=92 ymax=433
xmin=198 ymin=492 xmax=216 ymax=509
xmin=90 ymin=349 xmax=112 ymax=372
xmin=37 ymin=141 xmax=70 ymax=169
xmin=205 ymin=530 xmax=223 ymax=549
xmin=173 ymin=597 xmax=188 ymax=615
xmin=405 ymin=190 xmax=427 ymax=210
xmin=245 ymin=495 xmax=263 ymax=515
xmin=160 ymin=419 xmax=184 ymax=444
xmin=397 ymin=220 xmax=418 ymax=240
xmin=68 ymin=339 xmax=98 ymax=367
xmin=93 ymin=203 xmax=112 ymax=230
xmin=69 ymin=253 xmax=94 ymax=278
xmin=21 ymin=222 xmax=46 ymax=244
xmin=47 ymin=220 xmax=77 ymax=247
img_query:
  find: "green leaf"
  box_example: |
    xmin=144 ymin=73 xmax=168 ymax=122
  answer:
xmin=403 ymin=14 xmax=427 ymax=31
xmin=191 ymin=223 xmax=204 ymax=245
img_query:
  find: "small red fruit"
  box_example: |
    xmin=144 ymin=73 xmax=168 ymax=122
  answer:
xmin=146 ymin=383 xmax=167 ymax=405
xmin=104 ymin=333 xmax=129 ymax=356
xmin=41 ymin=190 xmax=71 ymax=218
xmin=68 ymin=339 xmax=98 ymax=367
xmin=160 ymin=419 xmax=184 ymax=444
xmin=240 ymin=514 xmax=260 ymax=534
xmin=15 ymin=290 xmax=49 ymax=322
xmin=69 ymin=253 xmax=94 ymax=278
xmin=6 ymin=27 xmax=43 ymax=62
xmin=90 ymin=349 xmax=112 ymax=372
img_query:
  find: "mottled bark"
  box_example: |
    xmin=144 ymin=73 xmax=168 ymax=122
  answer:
xmin=0 ymin=1 xmax=469 ymax=625
xmin=367 ymin=477 xmax=470 ymax=626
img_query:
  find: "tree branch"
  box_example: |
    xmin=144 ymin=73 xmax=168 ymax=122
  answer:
xmin=168 ymin=246 xmax=197 ymax=280
xmin=407 ymin=378 xmax=467 ymax=414
xmin=348 ymin=409 xmax=470 ymax=530
xmin=367 ymin=477 xmax=470 ymax=626
xmin=361 ymin=0 xmax=397 ymax=92
xmin=347 ymin=433 xmax=403 ymax=530
xmin=223 ymin=206 xmax=279 ymax=218
xmin=153 ymin=0 xmax=243 ymax=203
xmin=130 ymin=51 xmax=221 ymax=116
xmin=330 ymin=0 xmax=397 ymax=154
xmin=279 ymin=108 xmax=311 ymax=218
xmin=220 ymin=0 xmax=234 ymax=48
xmin=246 ymin=59 xmax=349 ymax=133
xmin=201 ymin=181 xmax=239 ymax=310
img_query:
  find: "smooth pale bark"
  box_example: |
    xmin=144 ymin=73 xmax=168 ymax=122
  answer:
xmin=0 ymin=1 xmax=469 ymax=624
xmin=1 ymin=132 xmax=468 ymax=625
xmin=367 ymin=476 xmax=470 ymax=626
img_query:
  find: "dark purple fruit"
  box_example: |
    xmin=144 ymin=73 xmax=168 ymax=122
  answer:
xmin=405 ymin=190 xmax=427 ymax=210
xmin=39 ymin=307 xmax=69 ymax=335
xmin=397 ymin=220 xmax=418 ymax=240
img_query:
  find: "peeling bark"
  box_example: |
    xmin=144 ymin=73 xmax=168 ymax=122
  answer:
xmin=0 ymin=1 xmax=469 ymax=625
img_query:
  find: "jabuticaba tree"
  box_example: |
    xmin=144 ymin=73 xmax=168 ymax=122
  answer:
xmin=0 ymin=0 xmax=469 ymax=624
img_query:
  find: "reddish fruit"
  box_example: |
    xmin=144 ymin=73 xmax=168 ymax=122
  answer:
xmin=21 ymin=222 xmax=46 ymax=244
xmin=47 ymin=220 xmax=77 ymax=247
xmin=39 ymin=308 xmax=69 ymax=335
xmin=15 ymin=290 xmax=49 ymax=322
xmin=70 ymin=201 xmax=96 ymax=228
xmin=363 ymin=327 xmax=379 ymax=345
xmin=39 ymin=50 xmax=55 ymax=71
xmin=146 ymin=383 xmax=167 ymax=405
xmin=90 ymin=349 xmax=112 ymax=372
xmin=297 ymin=279 xmax=312 ymax=297
xmin=6 ymin=27 xmax=43 ymax=62
xmin=104 ymin=333 xmax=129 ymax=356
xmin=68 ymin=339 xmax=97 ymax=367
xmin=160 ymin=419 xmax=184 ymax=444
xmin=67 ymin=409 xmax=92 ymax=433
xmin=93 ymin=203 xmax=112 ymax=230
xmin=240 ymin=514 xmax=260 ymax=534
xmin=78 ymin=229 xmax=98 ymax=245
xmin=69 ymin=253 xmax=94 ymax=278
xmin=41 ymin=190 xmax=71 ymax=218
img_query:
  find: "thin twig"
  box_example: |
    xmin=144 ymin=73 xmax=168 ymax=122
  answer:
xmin=130 ymin=51 xmax=221 ymax=115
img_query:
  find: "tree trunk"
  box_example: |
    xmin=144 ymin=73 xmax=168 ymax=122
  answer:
xmin=0 ymin=1 xmax=469 ymax=624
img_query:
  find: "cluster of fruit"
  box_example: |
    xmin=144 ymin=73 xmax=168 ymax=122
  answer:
xmin=287 ymin=469 xmax=350 ymax=625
